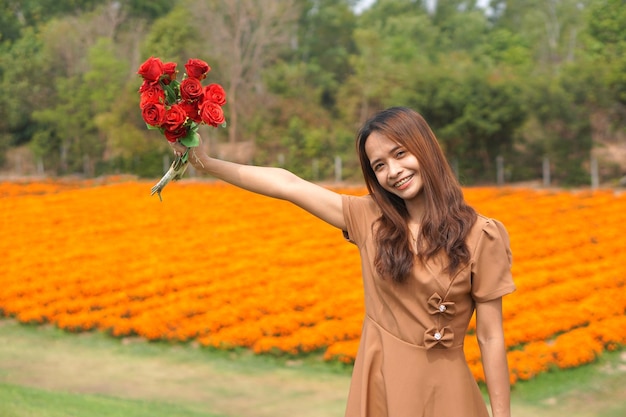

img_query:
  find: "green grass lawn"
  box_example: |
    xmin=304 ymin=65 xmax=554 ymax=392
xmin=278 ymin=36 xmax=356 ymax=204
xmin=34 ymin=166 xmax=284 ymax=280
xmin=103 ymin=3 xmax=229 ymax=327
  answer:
xmin=505 ymin=349 xmax=626 ymax=417
xmin=0 ymin=383 xmax=226 ymax=417
xmin=0 ymin=318 xmax=624 ymax=417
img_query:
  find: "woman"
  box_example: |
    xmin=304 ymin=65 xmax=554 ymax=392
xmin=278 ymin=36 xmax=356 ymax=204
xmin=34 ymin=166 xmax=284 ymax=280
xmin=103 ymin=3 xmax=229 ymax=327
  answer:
xmin=170 ymin=106 xmax=515 ymax=417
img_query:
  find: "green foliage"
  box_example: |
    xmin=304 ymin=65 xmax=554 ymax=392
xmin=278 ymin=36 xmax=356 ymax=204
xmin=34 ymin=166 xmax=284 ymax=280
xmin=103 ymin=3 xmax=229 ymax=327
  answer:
xmin=0 ymin=0 xmax=624 ymax=184
xmin=401 ymin=60 xmax=526 ymax=183
xmin=124 ymin=0 xmax=177 ymax=20
xmin=140 ymin=5 xmax=198 ymax=62
xmin=31 ymin=37 xmax=129 ymax=175
xmin=0 ymin=0 xmax=101 ymax=42
xmin=517 ymin=54 xmax=608 ymax=186
xmin=296 ymin=0 xmax=357 ymax=84
xmin=0 ymin=27 xmax=51 ymax=146
xmin=587 ymin=0 xmax=626 ymax=105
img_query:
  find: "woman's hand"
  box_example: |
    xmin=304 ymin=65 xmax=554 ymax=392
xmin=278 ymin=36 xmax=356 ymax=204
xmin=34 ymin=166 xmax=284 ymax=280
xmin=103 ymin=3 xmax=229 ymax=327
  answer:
xmin=169 ymin=140 xmax=210 ymax=171
xmin=169 ymin=140 xmax=188 ymax=158
xmin=151 ymin=141 xmax=191 ymax=200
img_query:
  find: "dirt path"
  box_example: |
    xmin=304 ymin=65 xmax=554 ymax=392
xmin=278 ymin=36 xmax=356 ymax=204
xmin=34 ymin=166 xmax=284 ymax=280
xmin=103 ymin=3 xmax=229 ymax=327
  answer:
xmin=0 ymin=319 xmax=349 ymax=417
xmin=0 ymin=319 xmax=624 ymax=417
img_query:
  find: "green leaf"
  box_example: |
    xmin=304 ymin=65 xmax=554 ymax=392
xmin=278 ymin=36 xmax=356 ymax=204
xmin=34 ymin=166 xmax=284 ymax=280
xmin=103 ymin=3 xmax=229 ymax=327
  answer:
xmin=162 ymin=84 xmax=177 ymax=105
xmin=160 ymin=79 xmax=180 ymax=105
xmin=179 ymin=131 xmax=200 ymax=148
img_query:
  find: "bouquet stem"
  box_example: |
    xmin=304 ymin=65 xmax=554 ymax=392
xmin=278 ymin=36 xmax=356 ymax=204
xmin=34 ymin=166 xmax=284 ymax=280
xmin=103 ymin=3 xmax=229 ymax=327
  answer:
xmin=150 ymin=150 xmax=189 ymax=201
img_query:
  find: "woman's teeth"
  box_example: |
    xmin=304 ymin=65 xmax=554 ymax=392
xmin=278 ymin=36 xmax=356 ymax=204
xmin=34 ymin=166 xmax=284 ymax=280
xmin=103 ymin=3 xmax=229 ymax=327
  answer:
xmin=394 ymin=175 xmax=412 ymax=188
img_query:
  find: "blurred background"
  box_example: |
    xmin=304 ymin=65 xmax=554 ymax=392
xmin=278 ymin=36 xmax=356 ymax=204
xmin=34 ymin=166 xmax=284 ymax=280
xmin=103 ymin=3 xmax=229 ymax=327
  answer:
xmin=0 ymin=0 xmax=624 ymax=186
xmin=1 ymin=3 xmax=626 ymax=416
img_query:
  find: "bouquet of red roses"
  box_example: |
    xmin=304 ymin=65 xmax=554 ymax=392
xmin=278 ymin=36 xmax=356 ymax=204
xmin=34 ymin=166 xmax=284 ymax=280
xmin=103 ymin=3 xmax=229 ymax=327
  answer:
xmin=137 ymin=56 xmax=226 ymax=199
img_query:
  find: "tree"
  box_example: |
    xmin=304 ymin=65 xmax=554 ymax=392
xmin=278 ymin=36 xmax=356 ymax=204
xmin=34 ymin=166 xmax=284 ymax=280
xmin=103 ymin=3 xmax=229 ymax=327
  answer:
xmin=294 ymin=0 xmax=358 ymax=107
xmin=187 ymin=0 xmax=300 ymax=147
xmin=587 ymin=0 xmax=626 ymax=105
xmin=32 ymin=38 xmax=128 ymax=175
xmin=0 ymin=0 xmax=101 ymax=42
xmin=339 ymin=1 xmax=528 ymax=182
xmin=24 ymin=3 xmax=134 ymax=175
xmin=140 ymin=4 xmax=198 ymax=62
xmin=341 ymin=1 xmax=438 ymax=124
xmin=489 ymin=0 xmax=591 ymax=70
xmin=124 ymin=0 xmax=176 ymax=19
xmin=0 ymin=28 xmax=54 ymax=147
xmin=251 ymin=0 xmax=359 ymax=175
xmin=402 ymin=60 xmax=526 ymax=183
xmin=520 ymin=71 xmax=594 ymax=185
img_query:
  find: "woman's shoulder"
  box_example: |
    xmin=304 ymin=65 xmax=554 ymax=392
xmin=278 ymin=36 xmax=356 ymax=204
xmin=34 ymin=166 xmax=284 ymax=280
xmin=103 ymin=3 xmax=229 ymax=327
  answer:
xmin=468 ymin=214 xmax=510 ymax=247
xmin=472 ymin=213 xmax=507 ymax=231
xmin=342 ymin=193 xmax=379 ymax=215
xmin=341 ymin=194 xmax=380 ymax=244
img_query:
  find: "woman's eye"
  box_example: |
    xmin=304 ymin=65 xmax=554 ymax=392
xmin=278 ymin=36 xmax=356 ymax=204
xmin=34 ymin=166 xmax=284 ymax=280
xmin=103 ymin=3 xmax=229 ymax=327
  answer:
xmin=396 ymin=150 xmax=405 ymax=158
xmin=373 ymin=163 xmax=384 ymax=171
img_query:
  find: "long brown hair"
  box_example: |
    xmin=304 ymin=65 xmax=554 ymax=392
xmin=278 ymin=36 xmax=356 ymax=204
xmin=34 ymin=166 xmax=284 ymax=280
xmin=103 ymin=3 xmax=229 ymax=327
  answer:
xmin=356 ymin=107 xmax=477 ymax=283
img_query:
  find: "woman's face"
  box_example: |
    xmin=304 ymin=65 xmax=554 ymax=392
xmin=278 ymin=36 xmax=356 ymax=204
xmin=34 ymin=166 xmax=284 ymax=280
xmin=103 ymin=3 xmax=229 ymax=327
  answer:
xmin=364 ymin=131 xmax=424 ymax=202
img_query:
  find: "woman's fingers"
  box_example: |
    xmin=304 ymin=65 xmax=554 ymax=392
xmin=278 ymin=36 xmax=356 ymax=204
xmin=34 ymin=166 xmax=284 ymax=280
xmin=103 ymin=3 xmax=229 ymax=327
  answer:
xmin=169 ymin=141 xmax=188 ymax=157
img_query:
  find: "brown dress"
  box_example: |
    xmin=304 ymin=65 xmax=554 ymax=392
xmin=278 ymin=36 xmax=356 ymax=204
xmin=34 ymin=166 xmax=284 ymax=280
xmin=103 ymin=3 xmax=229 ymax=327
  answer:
xmin=341 ymin=194 xmax=515 ymax=417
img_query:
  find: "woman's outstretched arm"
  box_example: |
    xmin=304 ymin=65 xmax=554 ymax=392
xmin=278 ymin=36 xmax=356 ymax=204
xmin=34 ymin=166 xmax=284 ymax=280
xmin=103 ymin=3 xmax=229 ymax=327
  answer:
xmin=172 ymin=141 xmax=346 ymax=230
xmin=476 ymin=297 xmax=511 ymax=417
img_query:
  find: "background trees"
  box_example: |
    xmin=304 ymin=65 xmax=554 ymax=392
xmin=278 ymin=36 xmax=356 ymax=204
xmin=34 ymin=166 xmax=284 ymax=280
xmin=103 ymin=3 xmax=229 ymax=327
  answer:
xmin=0 ymin=0 xmax=623 ymax=185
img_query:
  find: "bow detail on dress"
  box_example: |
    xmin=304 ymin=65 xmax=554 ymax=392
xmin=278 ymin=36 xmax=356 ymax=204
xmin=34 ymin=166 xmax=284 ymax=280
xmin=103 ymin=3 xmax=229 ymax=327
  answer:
xmin=427 ymin=292 xmax=456 ymax=318
xmin=424 ymin=326 xmax=454 ymax=349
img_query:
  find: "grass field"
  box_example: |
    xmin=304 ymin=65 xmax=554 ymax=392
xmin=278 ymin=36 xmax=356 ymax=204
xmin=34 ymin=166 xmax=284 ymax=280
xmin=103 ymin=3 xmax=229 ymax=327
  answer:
xmin=1 ymin=318 xmax=625 ymax=417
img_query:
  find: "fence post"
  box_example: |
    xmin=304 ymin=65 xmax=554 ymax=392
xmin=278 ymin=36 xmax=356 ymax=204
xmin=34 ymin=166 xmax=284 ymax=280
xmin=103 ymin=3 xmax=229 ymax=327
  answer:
xmin=163 ymin=155 xmax=170 ymax=174
xmin=496 ymin=155 xmax=504 ymax=186
xmin=543 ymin=157 xmax=551 ymax=187
xmin=451 ymin=158 xmax=459 ymax=179
xmin=590 ymin=156 xmax=599 ymax=190
xmin=83 ymin=154 xmax=91 ymax=176
xmin=335 ymin=156 xmax=342 ymax=183
xmin=312 ymin=159 xmax=319 ymax=181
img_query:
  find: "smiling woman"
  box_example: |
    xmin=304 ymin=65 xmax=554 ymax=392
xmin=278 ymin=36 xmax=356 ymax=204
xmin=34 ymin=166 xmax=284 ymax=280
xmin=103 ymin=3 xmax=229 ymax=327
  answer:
xmin=167 ymin=106 xmax=514 ymax=417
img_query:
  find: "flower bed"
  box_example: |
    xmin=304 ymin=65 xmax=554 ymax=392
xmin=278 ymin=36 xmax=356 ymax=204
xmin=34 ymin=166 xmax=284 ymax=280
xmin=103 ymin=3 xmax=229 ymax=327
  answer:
xmin=1 ymin=180 xmax=624 ymax=384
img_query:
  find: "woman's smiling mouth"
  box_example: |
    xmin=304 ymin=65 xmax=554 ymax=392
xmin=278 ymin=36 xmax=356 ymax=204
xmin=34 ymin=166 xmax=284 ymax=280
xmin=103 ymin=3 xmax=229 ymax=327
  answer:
xmin=394 ymin=175 xmax=414 ymax=189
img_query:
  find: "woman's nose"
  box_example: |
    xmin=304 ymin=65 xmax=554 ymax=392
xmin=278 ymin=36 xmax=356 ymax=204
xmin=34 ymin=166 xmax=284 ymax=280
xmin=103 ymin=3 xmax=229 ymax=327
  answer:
xmin=388 ymin=160 xmax=402 ymax=177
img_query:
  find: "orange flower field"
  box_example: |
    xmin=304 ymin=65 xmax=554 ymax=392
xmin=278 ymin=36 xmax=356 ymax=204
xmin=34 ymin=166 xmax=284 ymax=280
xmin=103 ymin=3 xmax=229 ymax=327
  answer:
xmin=1 ymin=178 xmax=625 ymax=385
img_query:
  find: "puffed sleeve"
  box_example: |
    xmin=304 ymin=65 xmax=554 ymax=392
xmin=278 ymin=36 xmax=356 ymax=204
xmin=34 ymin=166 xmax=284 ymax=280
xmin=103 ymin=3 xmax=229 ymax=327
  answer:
xmin=470 ymin=218 xmax=516 ymax=302
xmin=341 ymin=194 xmax=379 ymax=247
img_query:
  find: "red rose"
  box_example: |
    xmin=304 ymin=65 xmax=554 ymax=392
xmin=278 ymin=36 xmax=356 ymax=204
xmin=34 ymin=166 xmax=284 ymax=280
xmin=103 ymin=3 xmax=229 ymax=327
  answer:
xmin=137 ymin=57 xmax=164 ymax=84
xmin=163 ymin=104 xmax=188 ymax=131
xmin=200 ymin=101 xmax=225 ymax=127
xmin=203 ymin=83 xmax=227 ymax=106
xmin=185 ymin=58 xmax=210 ymax=80
xmin=141 ymin=102 xmax=166 ymax=127
xmin=140 ymin=85 xmax=165 ymax=107
xmin=180 ymin=77 xmax=204 ymax=102
xmin=180 ymin=101 xmax=202 ymax=123
xmin=162 ymin=62 xmax=177 ymax=84
xmin=164 ymin=127 xmax=188 ymax=143
xmin=139 ymin=80 xmax=154 ymax=93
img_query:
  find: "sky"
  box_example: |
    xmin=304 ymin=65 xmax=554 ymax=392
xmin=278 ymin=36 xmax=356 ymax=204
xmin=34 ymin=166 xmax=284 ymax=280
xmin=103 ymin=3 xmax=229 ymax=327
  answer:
xmin=354 ymin=0 xmax=376 ymax=14
xmin=354 ymin=0 xmax=491 ymax=14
